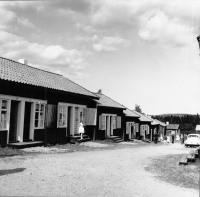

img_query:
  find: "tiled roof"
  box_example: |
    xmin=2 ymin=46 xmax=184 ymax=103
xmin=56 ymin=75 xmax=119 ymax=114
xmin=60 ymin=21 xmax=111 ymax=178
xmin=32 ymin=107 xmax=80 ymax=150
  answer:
xmin=151 ymin=119 xmax=160 ymax=125
xmin=154 ymin=119 xmax=166 ymax=127
xmin=133 ymin=111 xmax=152 ymax=122
xmin=94 ymin=93 xmax=126 ymax=109
xmin=124 ymin=108 xmax=140 ymax=118
xmin=0 ymin=57 xmax=98 ymax=99
xmin=166 ymin=124 xmax=179 ymax=130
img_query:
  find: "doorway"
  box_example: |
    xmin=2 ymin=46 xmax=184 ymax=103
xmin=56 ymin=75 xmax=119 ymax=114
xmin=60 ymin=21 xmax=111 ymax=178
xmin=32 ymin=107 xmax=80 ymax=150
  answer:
xmin=23 ymin=102 xmax=31 ymax=141
xmin=67 ymin=106 xmax=71 ymax=136
xmin=9 ymin=100 xmax=20 ymax=142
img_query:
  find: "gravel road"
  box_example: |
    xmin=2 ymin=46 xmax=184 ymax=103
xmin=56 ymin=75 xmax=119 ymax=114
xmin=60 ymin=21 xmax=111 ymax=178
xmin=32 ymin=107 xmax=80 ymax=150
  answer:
xmin=0 ymin=143 xmax=198 ymax=197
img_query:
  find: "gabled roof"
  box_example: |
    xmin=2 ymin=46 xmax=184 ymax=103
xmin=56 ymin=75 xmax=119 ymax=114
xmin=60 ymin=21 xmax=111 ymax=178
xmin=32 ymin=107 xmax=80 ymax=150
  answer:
xmin=154 ymin=119 xmax=166 ymax=127
xmin=166 ymin=124 xmax=179 ymax=130
xmin=124 ymin=108 xmax=140 ymax=118
xmin=94 ymin=93 xmax=126 ymax=109
xmin=133 ymin=111 xmax=152 ymax=122
xmin=196 ymin=125 xmax=200 ymax=131
xmin=151 ymin=119 xmax=160 ymax=125
xmin=0 ymin=57 xmax=98 ymax=99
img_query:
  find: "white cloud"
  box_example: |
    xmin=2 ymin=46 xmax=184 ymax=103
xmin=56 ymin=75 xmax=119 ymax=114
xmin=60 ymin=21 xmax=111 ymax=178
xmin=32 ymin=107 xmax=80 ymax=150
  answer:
xmin=138 ymin=9 xmax=193 ymax=47
xmin=75 ymin=23 xmax=96 ymax=33
xmin=17 ymin=17 xmax=36 ymax=29
xmin=0 ymin=30 xmax=88 ymax=73
xmin=93 ymin=35 xmax=131 ymax=52
xmin=0 ymin=7 xmax=16 ymax=30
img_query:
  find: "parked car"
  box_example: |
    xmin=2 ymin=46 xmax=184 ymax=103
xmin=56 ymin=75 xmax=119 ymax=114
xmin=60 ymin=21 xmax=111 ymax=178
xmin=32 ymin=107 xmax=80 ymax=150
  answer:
xmin=185 ymin=134 xmax=200 ymax=147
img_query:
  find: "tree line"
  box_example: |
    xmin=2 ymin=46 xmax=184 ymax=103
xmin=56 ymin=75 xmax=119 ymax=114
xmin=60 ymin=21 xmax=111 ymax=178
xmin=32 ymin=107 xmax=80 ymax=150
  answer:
xmin=152 ymin=114 xmax=200 ymax=133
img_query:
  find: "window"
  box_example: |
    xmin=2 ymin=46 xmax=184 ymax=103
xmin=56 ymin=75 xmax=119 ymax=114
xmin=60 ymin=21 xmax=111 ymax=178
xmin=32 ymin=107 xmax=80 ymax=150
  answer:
xmin=35 ymin=103 xmax=45 ymax=128
xmin=58 ymin=105 xmax=67 ymax=127
xmin=112 ymin=116 xmax=116 ymax=129
xmin=0 ymin=100 xmax=8 ymax=130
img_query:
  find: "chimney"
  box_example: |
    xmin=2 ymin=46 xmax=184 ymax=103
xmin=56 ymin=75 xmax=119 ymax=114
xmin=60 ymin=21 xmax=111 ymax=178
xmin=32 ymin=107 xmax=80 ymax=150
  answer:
xmin=97 ymin=89 xmax=102 ymax=94
xmin=18 ymin=59 xmax=28 ymax=65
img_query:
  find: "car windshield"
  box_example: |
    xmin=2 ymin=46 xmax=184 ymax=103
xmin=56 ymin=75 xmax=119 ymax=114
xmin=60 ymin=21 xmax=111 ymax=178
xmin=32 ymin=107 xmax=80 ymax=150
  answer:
xmin=188 ymin=135 xmax=198 ymax=138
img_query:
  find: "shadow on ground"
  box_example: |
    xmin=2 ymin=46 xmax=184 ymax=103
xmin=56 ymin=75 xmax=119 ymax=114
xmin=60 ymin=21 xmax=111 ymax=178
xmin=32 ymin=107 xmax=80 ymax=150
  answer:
xmin=0 ymin=168 xmax=26 ymax=176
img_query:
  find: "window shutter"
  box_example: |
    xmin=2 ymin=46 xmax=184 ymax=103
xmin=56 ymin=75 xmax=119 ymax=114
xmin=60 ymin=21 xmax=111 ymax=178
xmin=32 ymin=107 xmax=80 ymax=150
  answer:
xmin=85 ymin=108 xmax=97 ymax=125
xmin=126 ymin=123 xmax=129 ymax=134
xmin=112 ymin=116 xmax=116 ymax=129
xmin=99 ymin=115 xmax=102 ymax=130
xmin=45 ymin=104 xmax=57 ymax=129
xmin=116 ymin=116 xmax=121 ymax=129
xmin=135 ymin=123 xmax=138 ymax=132
xmin=140 ymin=125 xmax=143 ymax=135
xmin=83 ymin=108 xmax=86 ymax=123
xmin=147 ymin=126 xmax=149 ymax=134
xmin=102 ymin=115 xmax=106 ymax=130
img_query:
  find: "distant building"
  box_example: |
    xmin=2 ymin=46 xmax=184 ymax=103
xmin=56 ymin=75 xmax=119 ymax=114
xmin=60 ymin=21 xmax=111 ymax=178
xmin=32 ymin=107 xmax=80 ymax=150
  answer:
xmin=196 ymin=125 xmax=200 ymax=134
xmin=166 ymin=124 xmax=180 ymax=137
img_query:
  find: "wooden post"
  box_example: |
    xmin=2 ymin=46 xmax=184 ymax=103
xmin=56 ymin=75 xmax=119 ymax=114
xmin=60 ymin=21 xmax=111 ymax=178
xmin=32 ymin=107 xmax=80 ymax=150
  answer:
xmin=44 ymin=128 xmax=47 ymax=147
xmin=93 ymin=127 xmax=96 ymax=141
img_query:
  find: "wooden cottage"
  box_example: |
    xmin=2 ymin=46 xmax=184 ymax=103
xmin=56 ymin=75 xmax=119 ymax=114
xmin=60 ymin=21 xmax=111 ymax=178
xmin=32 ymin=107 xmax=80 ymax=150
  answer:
xmin=166 ymin=124 xmax=180 ymax=137
xmin=0 ymin=57 xmax=99 ymax=148
xmin=154 ymin=119 xmax=166 ymax=140
xmin=123 ymin=108 xmax=140 ymax=141
xmin=94 ymin=92 xmax=126 ymax=141
xmin=196 ymin=125 xmax=200 ymax=134
xmin=133 ymin=111 xmax=152 ymax=140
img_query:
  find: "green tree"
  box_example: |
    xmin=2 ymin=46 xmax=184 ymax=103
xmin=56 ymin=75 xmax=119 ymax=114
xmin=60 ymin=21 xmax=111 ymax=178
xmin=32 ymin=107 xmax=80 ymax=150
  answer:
xmin=135 ymin=104 xmax=142 ymax=114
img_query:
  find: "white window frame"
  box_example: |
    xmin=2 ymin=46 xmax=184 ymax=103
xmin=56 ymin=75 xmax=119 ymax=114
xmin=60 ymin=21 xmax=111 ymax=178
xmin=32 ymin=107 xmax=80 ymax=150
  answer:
xmin=101 ymin=114 xmax=117 ymax=130
xmin=0 ymin=99 xmax=9 ymax=130
xmin=57 ymin=103 xmax=86 ymax=133
xmin=34 ymin=103 xmax=46 ymax=129
xmin=58 ymin=105 xmax=67 ymax=128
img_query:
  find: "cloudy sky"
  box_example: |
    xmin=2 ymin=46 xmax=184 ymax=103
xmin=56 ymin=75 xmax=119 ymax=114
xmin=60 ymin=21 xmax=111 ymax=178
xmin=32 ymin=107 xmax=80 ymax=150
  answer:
xmin=0 ymin=0 xmax=200 ymax=115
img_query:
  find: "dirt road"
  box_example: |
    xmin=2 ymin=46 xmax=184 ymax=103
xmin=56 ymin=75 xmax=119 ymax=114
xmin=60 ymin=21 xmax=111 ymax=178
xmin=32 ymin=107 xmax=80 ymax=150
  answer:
xmin=0 ymin=143 xmax=198 ymax=197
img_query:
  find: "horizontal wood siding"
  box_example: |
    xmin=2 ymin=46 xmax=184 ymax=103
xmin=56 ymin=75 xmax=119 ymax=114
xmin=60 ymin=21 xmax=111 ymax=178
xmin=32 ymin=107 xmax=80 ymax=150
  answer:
xmin=34 ymin=128 xmax=66 ymax=144
xmin=0 ymin=130 xmax=7 ymax=148
xmin=46 ymin=128 xmax=66 ymax=144
xmin=45 ymin=104 xmax=57 ymax=129
xmin=34 ymin=129 xmax=45 ymax=141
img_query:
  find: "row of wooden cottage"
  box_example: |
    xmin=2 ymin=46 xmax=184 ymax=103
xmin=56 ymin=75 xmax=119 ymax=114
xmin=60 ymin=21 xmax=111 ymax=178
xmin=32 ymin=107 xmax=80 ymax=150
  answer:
xmin=0 ymin=57 xmax=167 ymax=148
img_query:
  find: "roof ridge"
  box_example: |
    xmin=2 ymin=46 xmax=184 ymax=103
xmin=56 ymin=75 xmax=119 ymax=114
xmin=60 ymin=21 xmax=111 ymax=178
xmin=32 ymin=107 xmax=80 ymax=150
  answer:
xmin=0 ymin=56 xmax=63 ymax=77
xmin=95 ymin=92 xmax=126 ymax=109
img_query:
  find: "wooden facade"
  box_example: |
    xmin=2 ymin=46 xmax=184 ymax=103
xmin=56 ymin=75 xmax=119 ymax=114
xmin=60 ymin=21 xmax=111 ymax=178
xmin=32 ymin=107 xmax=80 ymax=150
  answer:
xmin=0 ymin=79 xmax=98 ymax=146
xmin=123 ymin=109 xmax=140 ymax=141
xmin=0 ymin=57 xmax=99 ymax=147
xmin=95 ymin=106 xmax=124 ymax=140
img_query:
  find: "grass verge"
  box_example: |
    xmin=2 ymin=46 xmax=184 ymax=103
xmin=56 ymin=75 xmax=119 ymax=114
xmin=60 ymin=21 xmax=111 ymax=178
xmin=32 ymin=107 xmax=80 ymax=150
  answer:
xmin=145 ymin=154 xmax=199 ymax=190
xmin=0 ymin=147 xmax=24 ymax=156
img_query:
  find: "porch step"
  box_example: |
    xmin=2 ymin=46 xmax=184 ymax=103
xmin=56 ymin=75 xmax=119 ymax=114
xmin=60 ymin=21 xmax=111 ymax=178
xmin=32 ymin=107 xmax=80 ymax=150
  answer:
xmin=76 ymin=138 xmax=91 ymax=143
xmin=9 ymin=140 xmax=20 ymax=143
xmin=67 ymin=135 xmax=91 ymax=144
xmin=142 ymin=139 xmax=152 ymax=143
xmin=106 ymin=136 xmax=124 ymax=143
xmin=7 ymin=141 xmax=44 ymax=149
xmin=23 ymin=139 xmax=33 ymax=142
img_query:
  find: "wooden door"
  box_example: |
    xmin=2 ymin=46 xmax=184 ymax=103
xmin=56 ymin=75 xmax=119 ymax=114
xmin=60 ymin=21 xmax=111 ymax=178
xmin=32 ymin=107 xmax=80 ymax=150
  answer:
xmin=67 ymin=107 xmax=71 ymax=136
xmin=23 ymin=102 xmax=31 ymax=140
xmin=9 ymin=101 xmax=19 ymax=142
